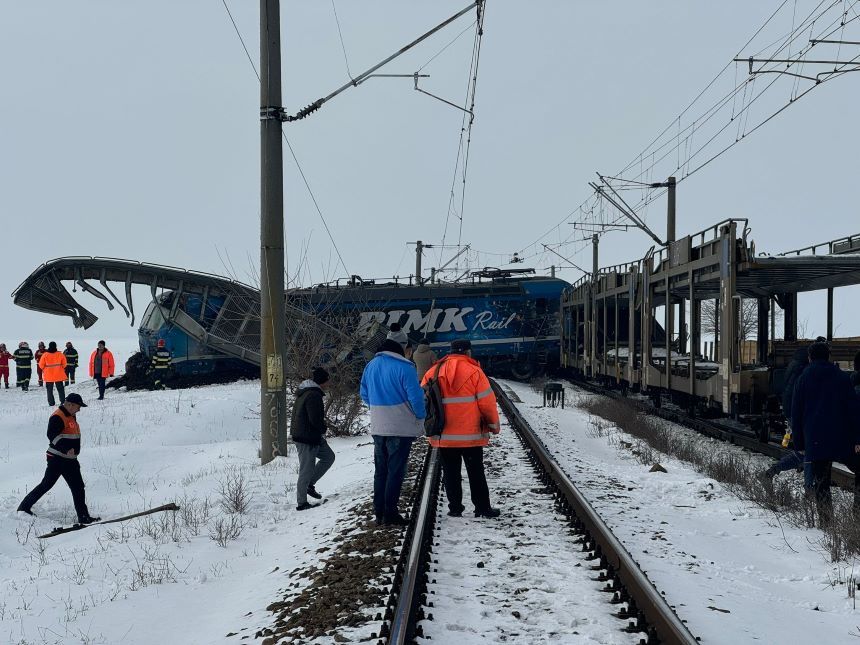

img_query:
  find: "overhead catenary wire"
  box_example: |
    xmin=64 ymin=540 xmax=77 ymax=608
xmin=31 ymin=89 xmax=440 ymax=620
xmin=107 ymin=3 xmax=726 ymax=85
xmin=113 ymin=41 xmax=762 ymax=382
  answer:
xmin=221 ymin=0 xmax=350 ymax=278
xmin=330 ymin=0 xmax=354 ymax=80
xmin=520 ymin=0 xmax=860 ymax=266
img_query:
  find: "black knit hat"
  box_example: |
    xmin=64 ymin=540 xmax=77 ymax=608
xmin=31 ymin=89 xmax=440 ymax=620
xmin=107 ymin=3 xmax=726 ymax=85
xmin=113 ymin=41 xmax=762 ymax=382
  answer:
xmin=312 ymin=367 xmax=330 ymax=385
xmin=451 ymin=339 xmax=472 ymax=354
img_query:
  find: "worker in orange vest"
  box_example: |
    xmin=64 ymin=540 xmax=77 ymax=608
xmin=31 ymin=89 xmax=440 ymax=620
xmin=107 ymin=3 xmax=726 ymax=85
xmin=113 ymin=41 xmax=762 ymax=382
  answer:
xmin=17 ymin=392 xmax=100 ymax=524
xmin=421 ymin=339 xmax=501 ymax=518
xmin=89 ymin=340 xmax=115 ymax=400
xmin=38 ymin=341 xmax=68 ymax=407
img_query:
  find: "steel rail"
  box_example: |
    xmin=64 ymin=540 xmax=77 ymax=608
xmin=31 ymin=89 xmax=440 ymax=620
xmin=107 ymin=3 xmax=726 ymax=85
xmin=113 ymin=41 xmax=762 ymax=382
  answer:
xmin=492 ymin=380 xmax=700 ymax=645
xmin=385 ymin=447 xmax=440 ymax=645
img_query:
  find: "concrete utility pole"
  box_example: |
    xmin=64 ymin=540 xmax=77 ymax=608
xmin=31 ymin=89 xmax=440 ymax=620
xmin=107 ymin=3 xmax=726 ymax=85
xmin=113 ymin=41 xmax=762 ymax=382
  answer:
xmin=415 ymin=240 xmax=424 ymax=285
xmin=260 ymin=0 xmax=287 ymax=465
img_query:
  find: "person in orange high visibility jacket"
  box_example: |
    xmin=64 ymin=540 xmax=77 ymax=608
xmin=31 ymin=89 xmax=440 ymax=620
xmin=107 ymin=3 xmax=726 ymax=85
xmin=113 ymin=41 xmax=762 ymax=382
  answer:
xmin=421 ymin=338 xmax=501 ymax=518
xmin=89 ymin=340 xmax=115 ymax=400
xmin=38 ymin=341 xmax=68 ymax=407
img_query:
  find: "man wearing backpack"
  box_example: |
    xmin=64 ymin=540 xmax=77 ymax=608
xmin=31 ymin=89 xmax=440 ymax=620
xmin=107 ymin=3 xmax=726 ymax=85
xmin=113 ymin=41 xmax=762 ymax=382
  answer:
xmin=422 ymin=339 xmax=501 ymax=519
xmin=360 ymin=333 xmax=425 ymax=526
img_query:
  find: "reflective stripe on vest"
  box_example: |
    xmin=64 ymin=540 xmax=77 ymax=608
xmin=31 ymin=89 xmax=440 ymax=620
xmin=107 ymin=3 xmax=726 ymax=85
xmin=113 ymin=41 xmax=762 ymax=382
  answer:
xmin=46 ymin=446 xmax=77 ymax=459
xmin=441 ymin=387 xmax=494 ymax=405
xmin=51 ymin=433 xmax=80 ymax=445
xmin=436 ymin=432 xmax=489 ymax=442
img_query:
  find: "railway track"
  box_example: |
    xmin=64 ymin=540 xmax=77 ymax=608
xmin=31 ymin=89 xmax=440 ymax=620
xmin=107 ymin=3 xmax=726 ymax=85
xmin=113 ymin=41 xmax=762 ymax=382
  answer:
xmin=567 ymin=377 xmax=855 ymax=489
xmin=375 ymin=382 xmax=699 ymax=645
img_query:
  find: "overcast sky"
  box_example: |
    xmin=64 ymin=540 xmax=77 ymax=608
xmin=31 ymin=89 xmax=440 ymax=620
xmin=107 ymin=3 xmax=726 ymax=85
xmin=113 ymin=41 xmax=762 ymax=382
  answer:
xmin=2 ymin=1 xmax=859 ymax=346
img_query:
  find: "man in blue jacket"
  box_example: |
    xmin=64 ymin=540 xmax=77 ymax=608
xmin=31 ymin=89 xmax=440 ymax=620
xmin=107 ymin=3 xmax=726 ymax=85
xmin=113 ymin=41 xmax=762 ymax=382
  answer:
xmin=360 ymin=334 xmax=426 ymax=526
xmin=792 ymin=342 xmax=860 ymax=525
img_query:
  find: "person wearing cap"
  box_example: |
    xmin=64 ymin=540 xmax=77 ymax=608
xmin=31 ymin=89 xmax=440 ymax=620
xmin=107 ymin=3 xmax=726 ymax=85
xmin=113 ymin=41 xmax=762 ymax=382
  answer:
xmin=421 ymin=339 xmax=502 ymax=519
xmin=13 ymin=341 xmax=34 ymax=391
xmin=38 ymin=341 xmax=68 ymax=407
xmin=89 ymin=340 xmax=115 ymax=400
xmin=149 ymin=339 xmax=172 ymax=390
xmin=34 ymin=341 xmax=46 ymax=387
xmin=290 ymin=367 xmax=336 ymax=511
xmin=63 ymin=342 xmax=79 ymax=386
xmin=792 ymin=341 xmax=860 ymax=525
xmin=0 ymin=343 xmax=13 ymax=389
xmin=17 ymin=392 xmax=100 ymax=524
xmin=361 ymin=329 xmax=426 ymax=526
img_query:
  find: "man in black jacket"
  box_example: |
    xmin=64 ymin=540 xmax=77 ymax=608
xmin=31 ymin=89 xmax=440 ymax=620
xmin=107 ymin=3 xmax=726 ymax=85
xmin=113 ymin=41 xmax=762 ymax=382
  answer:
xmin=291 ymin=367 xmax=336 ymax=511
xmin=792 ymin=342 xmax=860 ymax=525
xmin=17 ymin=393 xmax=100 ymax=524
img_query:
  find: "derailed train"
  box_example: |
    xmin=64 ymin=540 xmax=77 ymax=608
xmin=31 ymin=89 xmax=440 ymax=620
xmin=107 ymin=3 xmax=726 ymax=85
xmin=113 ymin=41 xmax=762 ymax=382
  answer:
xmin=12 ymin=218 xmax=860 ymax=429
xmin=558 ymin=219 xmax=860 ymax=433
xmin=12 ymin=260 xmax=566 ymax=380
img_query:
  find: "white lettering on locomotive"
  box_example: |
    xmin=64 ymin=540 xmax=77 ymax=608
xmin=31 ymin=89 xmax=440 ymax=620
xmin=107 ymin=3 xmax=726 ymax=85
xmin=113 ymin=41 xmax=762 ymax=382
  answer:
xmin=357 ymin=306 xmax=518 ymax=337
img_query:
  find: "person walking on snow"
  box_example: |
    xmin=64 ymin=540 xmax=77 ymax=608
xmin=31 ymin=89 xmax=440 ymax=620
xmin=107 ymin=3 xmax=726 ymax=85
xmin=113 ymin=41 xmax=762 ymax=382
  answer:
xmin=14 ymin=341 xmax=34 ymax=391
xmin=89 ymin=340 xmax=115 ymax=400
xmin=791 ymin=341 xmax=860 ymax=525
xmin=360 ymin=331 xmax=426 ymax=526
xmin=63 ymin=342 xmax=79 ymax=385
xmin=0 ymin=343 xmax=13 ymax=389
xmin=291 ymin=367 xmax=336 ymax=511
xmin=34 ymin=341 xmax=46 ymax=386
xmin=422 ymin=339 xmax=502 ymax=519
xmin=39 ymin=341 xmax=67 ymax=407
xmin=17 ymin=393 xmax=100 ymax=524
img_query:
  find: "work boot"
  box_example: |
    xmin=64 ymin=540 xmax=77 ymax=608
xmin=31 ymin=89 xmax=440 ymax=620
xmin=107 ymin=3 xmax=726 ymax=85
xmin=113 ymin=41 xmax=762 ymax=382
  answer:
xmin=384 ymin=513 xmax=409 ymax=526
xmin=78 ymin=515 xmax=101 ymax=525
xmin=375 ymin=514 xmax=384 ymax=526
xmin=474 ymin=507 xmax=501 ymax=519
xmin=306 ymin=485 xmax=322 ymax=500
xmin=296 ymin=502 xmax=319 ymax=511
xmin=447 ymin=509 xmax=463 ymax=517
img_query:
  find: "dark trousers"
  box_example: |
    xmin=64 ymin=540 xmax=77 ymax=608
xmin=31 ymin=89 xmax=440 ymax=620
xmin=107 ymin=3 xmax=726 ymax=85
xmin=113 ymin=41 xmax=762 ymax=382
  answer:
xmin=295 ymin=439 xmax=336 ymax=506
xmin=46 ymin=381 xmax=65 ymax=406
xmin=767 ymin=450 xmax=813 ymax=488
xmin=17 ymin=366 xmax=31 ymax=390
xmin=440 ymin=446 xmax=491 ymax=513
xmin=95 ymin=376 xmax=106 ymax=399
xmin=373 ymin=436 xmax=415 ymax=518
xmin=19 ymin=457 xmax=90 ymax=520
xmin=810 ymin=456 xmax=860 ymax=526
xmin=65 ymin=366 xmax=76 ymax=384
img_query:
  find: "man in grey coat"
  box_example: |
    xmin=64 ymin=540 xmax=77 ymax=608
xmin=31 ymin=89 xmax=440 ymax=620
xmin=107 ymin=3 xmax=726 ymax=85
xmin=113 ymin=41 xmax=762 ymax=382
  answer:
xmin=290 ymin=367 xmax=335 ymax=511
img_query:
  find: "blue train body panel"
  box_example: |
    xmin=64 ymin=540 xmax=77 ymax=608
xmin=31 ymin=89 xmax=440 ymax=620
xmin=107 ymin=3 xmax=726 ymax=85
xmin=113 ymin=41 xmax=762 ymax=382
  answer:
xmin=137 ymin=276 xmax=570 ymax=378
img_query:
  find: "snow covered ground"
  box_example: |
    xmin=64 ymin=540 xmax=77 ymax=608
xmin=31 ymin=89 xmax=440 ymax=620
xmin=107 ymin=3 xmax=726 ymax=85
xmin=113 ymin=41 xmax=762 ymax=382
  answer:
xmin=504 ymin=379 xmax=860 ymax=644
xmin=419 ymin=414 xmax=643 ymax=645
xmin=0 ymin=339 xmax=381 ymax=645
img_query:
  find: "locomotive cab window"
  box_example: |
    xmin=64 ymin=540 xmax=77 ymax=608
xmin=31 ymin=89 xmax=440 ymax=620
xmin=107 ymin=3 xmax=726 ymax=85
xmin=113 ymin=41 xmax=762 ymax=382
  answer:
xmin=536 ymin=298 xmax=547 ymax=315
